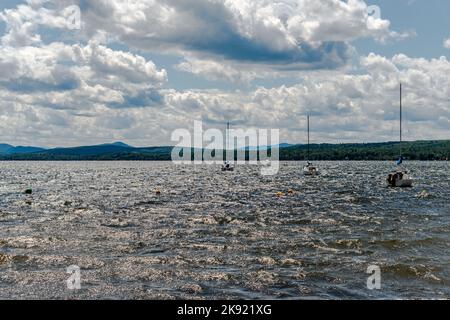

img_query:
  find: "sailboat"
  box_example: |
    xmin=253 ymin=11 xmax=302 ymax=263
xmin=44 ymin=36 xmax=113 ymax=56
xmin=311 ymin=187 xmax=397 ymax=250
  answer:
xmin=222 ymin=122 xmax=234 ymax=172
xmin=387 ymin=84 xmax=413 ymax=188
xmin=303 ymin=115 xmax=319 ymax=176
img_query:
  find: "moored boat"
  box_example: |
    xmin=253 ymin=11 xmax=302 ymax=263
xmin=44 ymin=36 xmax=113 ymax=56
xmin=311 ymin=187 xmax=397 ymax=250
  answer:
xmin=387 ymin=84 xmax=413 ymax=188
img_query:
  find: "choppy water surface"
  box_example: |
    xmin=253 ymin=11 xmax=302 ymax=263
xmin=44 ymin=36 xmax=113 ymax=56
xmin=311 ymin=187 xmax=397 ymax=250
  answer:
xmin=0 ymin=161 xmax=448 ymax=300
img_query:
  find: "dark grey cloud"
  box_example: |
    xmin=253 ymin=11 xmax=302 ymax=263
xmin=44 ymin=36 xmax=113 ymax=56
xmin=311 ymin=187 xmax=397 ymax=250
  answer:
xmin=1 ymin=76 xmax=80 ymax=93
xmin=109 ymin=89 xmax=165 ymax=109
xmin=77 ymin=0 xmax=375 ymax=70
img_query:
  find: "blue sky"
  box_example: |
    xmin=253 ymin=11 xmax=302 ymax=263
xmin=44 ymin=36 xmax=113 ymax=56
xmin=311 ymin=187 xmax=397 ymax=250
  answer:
xmin=355 ymin=0 xmax=450 ymax=59
xmin=0 ymin=0 xmax=449 ymax=147
xmin=95 ymin=0 xmax=450 ymax=91
xmin=125 ymin=0 xmax=450 ymax=92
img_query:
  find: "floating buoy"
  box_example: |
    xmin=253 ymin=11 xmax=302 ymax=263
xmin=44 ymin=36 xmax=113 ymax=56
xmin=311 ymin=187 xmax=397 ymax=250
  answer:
xmin=417 ymin=190 xmax=431 ymax=199
xmin=24 ymin=189 xmax=33 ymax=195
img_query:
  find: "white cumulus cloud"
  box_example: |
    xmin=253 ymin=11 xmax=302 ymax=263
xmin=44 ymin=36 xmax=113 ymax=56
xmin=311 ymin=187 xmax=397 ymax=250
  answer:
xmin=444 ymin=38 xmax=450 ymax=49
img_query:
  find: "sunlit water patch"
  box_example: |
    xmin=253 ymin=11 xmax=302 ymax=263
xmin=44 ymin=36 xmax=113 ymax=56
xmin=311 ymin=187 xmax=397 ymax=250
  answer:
xmin=0 ymin=161 xmax=448 ymax=299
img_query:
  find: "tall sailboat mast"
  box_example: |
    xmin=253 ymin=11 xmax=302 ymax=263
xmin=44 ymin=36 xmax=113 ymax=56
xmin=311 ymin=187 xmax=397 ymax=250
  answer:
xmin=400 ymin=83 xmax=402 ymax=158
xmin=386 ymin=82 xmax=413 ymax=187
xmin=227 ymin=122 xmax=230 ymax=151
xmin=307 ymin=115 xmax=310 ymax=161
xmin=222 ymin=122 xmax=234 ymax=171
xmin=303 ymin=115 xmax=319 ymax=175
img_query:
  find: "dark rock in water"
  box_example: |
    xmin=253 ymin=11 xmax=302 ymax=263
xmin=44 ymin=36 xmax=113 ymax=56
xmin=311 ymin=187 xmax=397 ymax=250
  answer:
xmin=24 ymin=189 xmax=33 ymax=195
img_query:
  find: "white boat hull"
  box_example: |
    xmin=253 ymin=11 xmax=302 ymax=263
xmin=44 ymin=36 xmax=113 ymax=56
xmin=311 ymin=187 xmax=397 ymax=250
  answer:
xmin=222 ymin=162 xmax=234 ymax=172
xmin=303 ymin=165 xmax=319 ymax=176
xmin=394 ymin=178 xmax=413 ymax=188
xmin=387 ymin=171 xmax=413 ymax=188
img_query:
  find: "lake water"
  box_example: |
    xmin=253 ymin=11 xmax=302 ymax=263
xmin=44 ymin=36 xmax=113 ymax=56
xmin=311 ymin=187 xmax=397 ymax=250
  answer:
xmin=0 ymin=161 xmax=448 ymax=299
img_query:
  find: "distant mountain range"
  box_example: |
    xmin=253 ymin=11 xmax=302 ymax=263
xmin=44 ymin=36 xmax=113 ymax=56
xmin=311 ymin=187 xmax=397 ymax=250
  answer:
xmin=0 ymin=144 xmax=46 ymax=155
xmin=0 ymin=142 xmax=174 ymax=160
xmin=0 ymin=141 xmax=295 ymax=158
xmin=242 ymin=143 xmax=297 ymax=151
xmin=0 ymin=140 xmax=449 ymax=161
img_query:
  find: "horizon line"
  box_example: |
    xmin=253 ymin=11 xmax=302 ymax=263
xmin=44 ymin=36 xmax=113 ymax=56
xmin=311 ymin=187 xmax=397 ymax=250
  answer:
xmin=2 ymin=139 xmax=450 ymax=150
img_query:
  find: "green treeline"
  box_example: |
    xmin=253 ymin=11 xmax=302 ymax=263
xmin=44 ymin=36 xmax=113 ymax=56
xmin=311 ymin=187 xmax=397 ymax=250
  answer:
xmin=0 ymin=140 xmax=449 ymax=161
xmin=279 ymin=140 xmax=450 ymax=161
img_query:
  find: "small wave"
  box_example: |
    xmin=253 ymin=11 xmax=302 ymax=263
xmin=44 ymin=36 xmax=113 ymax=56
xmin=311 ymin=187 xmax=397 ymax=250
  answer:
xmin=311 ymin=218 xmax=339 ymax=225
xmin=369 ymin=239 xmax=404 ymax=249
xmin=370 ymin=237 xmax=442 ymax=249
xmin=257 ymin=256 xmax=277 ymax=266
xmin=3 ymin=236 xmax=59 ymax=249
xmin=331 ymin=239 xmax=363 ymax=250
xmin=416 ymin=190 xmax=434 ymax=199
xmin=382 ymin=263 xmax=443 ymax=283
xmin=0 ymin=253 xmax=29 ymax=265
xmin=179 ymin=283 xmax=203 ymax=294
